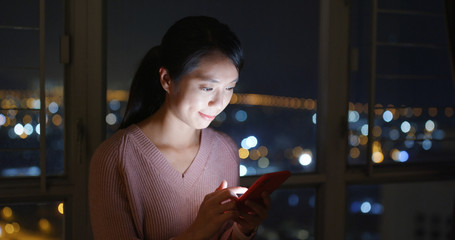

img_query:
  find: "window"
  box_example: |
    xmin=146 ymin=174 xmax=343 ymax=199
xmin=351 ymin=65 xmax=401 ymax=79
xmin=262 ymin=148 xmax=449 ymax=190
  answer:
xmin=0 ymin=1 xmax=66 ymax=239
xmin=346 ymin=0 xmax=455 ymax=238
xmin=0 ymin=0 xmax=101 ymax=239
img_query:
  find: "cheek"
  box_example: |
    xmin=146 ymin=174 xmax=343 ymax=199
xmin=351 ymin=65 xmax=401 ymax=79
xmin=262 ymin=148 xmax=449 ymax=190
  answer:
xmin=224 ymin=92 xmax=234 ymax=107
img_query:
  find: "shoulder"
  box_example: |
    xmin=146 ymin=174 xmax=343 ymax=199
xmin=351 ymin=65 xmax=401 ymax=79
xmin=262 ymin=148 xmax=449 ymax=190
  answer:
xmin=90 ymin=125 xmax=142 ymax=167
xmin=203 ymin=128 xmax=238 ymax=161
xmin=204 ymin=128 xmax=237 ymax=149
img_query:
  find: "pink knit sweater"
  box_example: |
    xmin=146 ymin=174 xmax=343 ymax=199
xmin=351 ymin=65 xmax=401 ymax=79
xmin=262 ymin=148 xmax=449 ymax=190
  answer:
xmin=89 ymin=125 xmax=240 ymax=240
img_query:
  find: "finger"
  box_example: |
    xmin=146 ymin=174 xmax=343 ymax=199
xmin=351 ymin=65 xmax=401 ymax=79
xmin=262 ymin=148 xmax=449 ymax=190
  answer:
xmin=244 ymin=200 xmax=268 ymax=219
xmin=261 ymin=192 xmax=271 ymax=209
xmin=212 ymin=187 xmax=248 ymax=203
xmin=216 ymin=180 xmax=228 ymax=191
xmin=217 ymin=199 xmax=238 ymax=213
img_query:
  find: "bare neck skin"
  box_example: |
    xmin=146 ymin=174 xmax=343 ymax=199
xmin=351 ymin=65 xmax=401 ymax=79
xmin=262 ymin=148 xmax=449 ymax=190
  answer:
xmin=137 ymin=104 xmax=201 ymax=175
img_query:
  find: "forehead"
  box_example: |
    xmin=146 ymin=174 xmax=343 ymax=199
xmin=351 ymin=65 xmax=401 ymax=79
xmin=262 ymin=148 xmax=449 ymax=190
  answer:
xmin=183 ymin=51 xmax=239 ymax=83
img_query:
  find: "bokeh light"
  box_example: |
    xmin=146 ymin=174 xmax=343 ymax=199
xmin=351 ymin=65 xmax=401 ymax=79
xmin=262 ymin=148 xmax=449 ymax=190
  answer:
xmin=382 ymin=110 xmax=393 ymax=122
xmin=424 ymin=120 xmax=435 ymax=132
xmin=400 ymin=121 xmax=411 ymax=133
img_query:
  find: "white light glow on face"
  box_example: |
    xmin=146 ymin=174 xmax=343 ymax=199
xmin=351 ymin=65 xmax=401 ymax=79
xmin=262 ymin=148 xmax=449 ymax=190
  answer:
xmin=14 ymin=124 xmax=24 ymax=135
xmin=298 ymin=153 xmax=312 ymax=166
xmin=425 ymin=120 xmax=435 ymax=132
xmin=400 ymin=121 xmax=411 ymax=133
xmin=382 ymin=110 xmax=393 ymax=122
xmin=239 ymin=165 xmax=247 ymax=176
xmin=348 ymin=111 xmax=360 ymax=123
xmin=361 ymin=124 xmax=369 ymax=136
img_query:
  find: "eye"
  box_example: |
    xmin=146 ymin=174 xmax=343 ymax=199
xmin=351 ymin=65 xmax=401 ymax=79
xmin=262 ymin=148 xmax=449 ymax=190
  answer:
xmin=226 ymin=86 xmax=236 ymax=91
xmin=201 ymin=87 xmax=213 ymax=91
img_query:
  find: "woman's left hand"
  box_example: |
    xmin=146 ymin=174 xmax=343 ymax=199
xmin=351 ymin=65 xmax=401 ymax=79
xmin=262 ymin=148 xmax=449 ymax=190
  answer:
xmin=234 ymin=192 xmax=271 ymax=235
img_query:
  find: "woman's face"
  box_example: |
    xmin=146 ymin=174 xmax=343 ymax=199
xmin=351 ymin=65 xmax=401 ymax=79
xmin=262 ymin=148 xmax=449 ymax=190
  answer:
xmin=164 ymin=51 xmax=239 ymax=129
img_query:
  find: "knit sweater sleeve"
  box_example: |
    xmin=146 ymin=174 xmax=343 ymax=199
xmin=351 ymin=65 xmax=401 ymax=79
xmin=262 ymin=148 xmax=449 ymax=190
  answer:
xmin=89 ymin=134 xmax=142 ymax=240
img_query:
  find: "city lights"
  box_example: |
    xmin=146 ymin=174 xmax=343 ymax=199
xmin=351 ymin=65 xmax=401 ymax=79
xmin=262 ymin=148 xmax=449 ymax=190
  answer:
xmin=0 ymin=113 xmax=6 ymax=125
xmin=361 ymin=124 xmax=368 ymax=136
xmin=398 ymin=151 xmax=409 ymax=162
xmin=234 ymin=110 xmax=247 ymax=122
xmin=238 ymin=148 xmax=249 ymax=159
xmin=105 ymin=113 xmax=117 ymax=125
xmin=258 ymin=157 xmax=270 ymax=168
xmin=382 ymin=110 xmax=393 ymax=122
xmin=422 ymin=139 xmax=432 ymax=150
xmin=48 ymin=102 xmax=59 ymax=113
xmin=288 ymin=194 xmax=299 ymax=207
xmin=239 ymin=165 xmax=247 ymax=176
xmin=400 ymin=121 xmax=411 ymax=133
xmin=109 ymin=99 xmax=121 ymax=111
xmin=298 ymin=153 xmax=312 ymax=166
xmin=13 ymin=123 xmax=24 ymax=135
xmin=425 ymin=120 xmax=435 ymax=132
xmin=348 ymin=110 xmax=360 ymax=123
xmin=241 ymin=136 xmax=258 ymax=150
xmin=58 ymin=203 xmax=64 ymax=215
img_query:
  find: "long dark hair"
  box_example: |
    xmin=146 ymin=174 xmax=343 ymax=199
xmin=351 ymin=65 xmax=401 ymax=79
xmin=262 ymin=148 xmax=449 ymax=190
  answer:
xmin=119 ymin=16 xmax=244 ymax=129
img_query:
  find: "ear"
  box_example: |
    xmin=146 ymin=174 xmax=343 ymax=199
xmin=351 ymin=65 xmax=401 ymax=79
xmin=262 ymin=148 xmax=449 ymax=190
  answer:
xmin=159 ymin=67 xmax=172 ymax=93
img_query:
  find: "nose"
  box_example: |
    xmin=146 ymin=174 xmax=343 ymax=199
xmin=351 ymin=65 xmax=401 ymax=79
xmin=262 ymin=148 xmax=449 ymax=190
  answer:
xmin=209 ymin=90 xmax=224 ymax=109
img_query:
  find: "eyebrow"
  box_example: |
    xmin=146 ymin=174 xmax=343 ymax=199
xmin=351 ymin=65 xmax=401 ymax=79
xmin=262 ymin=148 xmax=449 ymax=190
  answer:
xmin=200 ymin=78 xmax=239 ymax=83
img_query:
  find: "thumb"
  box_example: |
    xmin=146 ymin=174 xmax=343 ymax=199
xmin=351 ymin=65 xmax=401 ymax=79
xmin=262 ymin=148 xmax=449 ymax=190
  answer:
xmin=216 ymin=180 xmax=228 ymax=191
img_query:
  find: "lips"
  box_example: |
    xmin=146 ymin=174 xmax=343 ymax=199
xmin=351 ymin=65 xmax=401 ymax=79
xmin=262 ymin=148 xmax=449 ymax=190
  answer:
xmin=199 ymin=112 xmax=216 ymax=121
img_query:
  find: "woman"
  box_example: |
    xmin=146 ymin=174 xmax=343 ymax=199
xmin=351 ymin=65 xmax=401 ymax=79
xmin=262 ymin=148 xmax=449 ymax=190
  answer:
xmin=89 ymin=16 xmax=270 ymax=240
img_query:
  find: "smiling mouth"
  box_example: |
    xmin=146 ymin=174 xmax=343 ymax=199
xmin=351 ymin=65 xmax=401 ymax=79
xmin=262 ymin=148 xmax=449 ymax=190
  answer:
xmin=199 ymin=112 xmax=216 ymax=121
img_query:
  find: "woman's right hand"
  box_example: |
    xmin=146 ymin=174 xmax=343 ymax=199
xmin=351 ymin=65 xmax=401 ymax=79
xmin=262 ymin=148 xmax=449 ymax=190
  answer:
xmin=175 ymin=180 xmax=247 ymax=240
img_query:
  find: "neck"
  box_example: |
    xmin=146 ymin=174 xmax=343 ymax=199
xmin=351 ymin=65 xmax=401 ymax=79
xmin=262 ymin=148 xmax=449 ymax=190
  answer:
xmin=137 ymin=105 xmax=201 ymax=148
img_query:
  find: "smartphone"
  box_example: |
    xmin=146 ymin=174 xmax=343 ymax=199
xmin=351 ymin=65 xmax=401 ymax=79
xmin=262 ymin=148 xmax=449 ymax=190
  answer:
xmin=236 ymin=170 xmax=291 ymax=212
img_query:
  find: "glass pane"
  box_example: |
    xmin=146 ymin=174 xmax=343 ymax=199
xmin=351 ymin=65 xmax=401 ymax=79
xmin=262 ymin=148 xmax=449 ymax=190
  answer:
xmin=0 ymin=29 xmax=40 ymax=68
xmin=348 ymin=0 xmax=455 ymax=165
xmin=346 ymin=181 xmax=455 ymax=239
xmin=107 ymin=1 xmax=319 ymax=175
xmin=0 ymin=109 xmax=40 ymax=149
xmin=378 ymin=0 xmax=444 ymax=13
xmin=0 ymin=0 xmax=39 ymax=27
xmin=256 ymin=188 xmax=315 ymax=240
xmin=0 ymin=69 xmax=40 ymax=95
xmin=0 ymin=1 xmax=65 ymax=177
xmin=0 ymin=201 xmax=65 ymax=239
